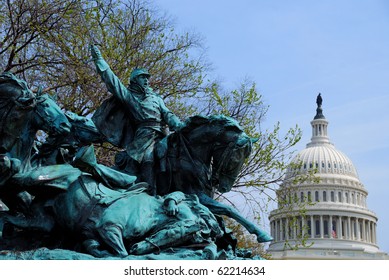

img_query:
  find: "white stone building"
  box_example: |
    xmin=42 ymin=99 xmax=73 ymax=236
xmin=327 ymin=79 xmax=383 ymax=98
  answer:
xmin=267 ymin=95 xmax=388 ymax=259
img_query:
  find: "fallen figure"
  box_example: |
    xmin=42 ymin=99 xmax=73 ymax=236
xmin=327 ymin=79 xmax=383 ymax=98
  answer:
xmin=0 ymin=174 xmax=223 ymax=258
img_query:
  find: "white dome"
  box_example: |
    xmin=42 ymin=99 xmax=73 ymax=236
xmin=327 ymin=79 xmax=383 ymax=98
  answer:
xmin=290 ymin=143 xmax=359 ymax=179
xmin=285 ymin=105 xmax=360 ymax=181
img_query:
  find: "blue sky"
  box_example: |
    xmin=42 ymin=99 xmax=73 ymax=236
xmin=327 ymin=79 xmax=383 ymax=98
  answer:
xmin=155 ymin=0 xmax=389 ymax=254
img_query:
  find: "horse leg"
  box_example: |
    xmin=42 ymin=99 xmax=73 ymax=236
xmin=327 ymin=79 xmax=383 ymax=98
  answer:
xmin=82 ymin=239 xmax=114 ymax=258
xmin=129 ymin=220 xmax=202 ymax=255
xmin=96 ymin=223 xmax=128 ymax=257
xmin=198 ymin=193 xmax=273 ymax=243
xmin=0 ymin=205 xmax=55 ymax=233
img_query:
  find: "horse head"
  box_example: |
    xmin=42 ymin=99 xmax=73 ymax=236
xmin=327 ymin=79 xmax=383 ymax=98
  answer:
xmin=180 ymin=115 xmax=256 ymax=195
xmin=212 ymin=129 xmax=256 ymax=193
xmin=0 ymin=72 xmax=71 ymax=137
xmin=32 ymin=89 xmax=71 ymax=136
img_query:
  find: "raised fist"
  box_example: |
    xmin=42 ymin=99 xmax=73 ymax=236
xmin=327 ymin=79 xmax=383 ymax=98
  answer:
xmin=90 ymin=45 xmax=103 ymax=60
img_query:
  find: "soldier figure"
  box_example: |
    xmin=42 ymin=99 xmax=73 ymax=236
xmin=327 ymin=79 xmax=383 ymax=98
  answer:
xmin=90 ymin=45 xmax=183 ymax=195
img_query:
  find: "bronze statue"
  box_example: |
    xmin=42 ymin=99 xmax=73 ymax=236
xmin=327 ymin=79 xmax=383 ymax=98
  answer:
xmin=316 ymin=93 xmax=322 ymax=107
xmin=0 ymin=69 xmax=273 ymax=259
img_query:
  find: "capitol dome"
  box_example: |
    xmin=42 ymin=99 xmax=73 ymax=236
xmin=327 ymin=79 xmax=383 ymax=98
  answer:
xmin=284 ymin=101 xmax=362 ymax=188
xmin=267 ymin=94 xmax=388 ymax=260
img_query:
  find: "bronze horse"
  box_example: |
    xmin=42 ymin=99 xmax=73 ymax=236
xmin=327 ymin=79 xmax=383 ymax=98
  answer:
xmin=0 ymin=72 xmax=73 ymax=210
xmin=153 ymin=115 xmax=273 ymax=243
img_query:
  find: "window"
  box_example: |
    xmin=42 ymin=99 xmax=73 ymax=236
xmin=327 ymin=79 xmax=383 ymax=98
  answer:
xmin=315 ymin=191 xmax=319 ymax=202
xmin=323 ymin=191 xmax=327 ymax=202
xmin=307 ymin=191 xmax=312 ymax=202
xmin=331 ymin=191 xmax=335 ymax=202
xmin=338 ymin=192 xmax=342 ymax=202
xmin=300 ymin=192 xmax=304 ymax=203
xmin=346 ymin=193 xmax=349 ymax=203
xmin=324 ymin=220 xmax=329 ymax=236
xmin=315 ymin=220 xmax=320 ymax=237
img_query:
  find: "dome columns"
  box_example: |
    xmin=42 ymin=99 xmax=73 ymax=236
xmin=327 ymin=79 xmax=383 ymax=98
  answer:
xmin=269 ymin=214 xmax=378 ymax=245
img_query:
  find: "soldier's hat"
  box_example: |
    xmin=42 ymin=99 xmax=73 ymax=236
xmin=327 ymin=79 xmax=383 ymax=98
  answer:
xmin=130 ymin=68 xmax=150 ymax=82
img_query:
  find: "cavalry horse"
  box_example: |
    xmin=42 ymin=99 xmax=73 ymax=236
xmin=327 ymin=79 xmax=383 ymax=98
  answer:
xmin=154 ymin=115 xmax=273 ymax=243
xmin=0 ymin=72 xmax=74 ymax=210
xmin=0 ymin=72 xmax=71 ymax=171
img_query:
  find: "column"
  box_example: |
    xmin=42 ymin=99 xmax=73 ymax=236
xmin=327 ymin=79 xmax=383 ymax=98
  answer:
xmin=347 ymin=217 xmax=351 ymax=240
xmin=356 ymin=218 xmax=360 ymax=241
xmin=367 ymin=221 xmax=371 ymax=243
xmin=285 ymin=218 xmax=289 ymax=240
xmin=293 ymin=218 xmax=297 ymax=239
xmin=329 ymin=215 xmax=333 ymax=239
xmin=320 ymin=215 xmax=324 ymax=238
xmin=338 ymin=216 xmax=343 ymax=239
xmin=311 ymin=215 xmax=314 ymax=238
xmin=274 ymin=220 xmax=278 ymax=242
xmin=362 ymin=219 xmax=366 ymax=242
xmin=280 ymin=218 xmax=283 ymax=241
xmin=301 ymin=216 xmax=306 ymax=237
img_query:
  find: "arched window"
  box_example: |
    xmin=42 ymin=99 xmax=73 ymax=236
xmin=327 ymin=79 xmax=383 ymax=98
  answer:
xmin=331 ymin=191 xmax=335 ymax=202
xmin=323 ymin=191 xmax=327 ymax=202
xmin=338 ymin=192 xmax=342 ymax=202
xmin=300 ymin=192 xmax=304 ymax=203
xmin=307 ymin=191 xmax=312 ymax=202
xmin=315 ymin=191 xmax=319 ymax=202
xmin=346 ymin=192 xmax=349 ymax=203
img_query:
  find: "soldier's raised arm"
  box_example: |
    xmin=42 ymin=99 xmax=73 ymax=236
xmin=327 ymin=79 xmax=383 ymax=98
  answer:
xmin=90 ymin=45 xmax=132 ymax=107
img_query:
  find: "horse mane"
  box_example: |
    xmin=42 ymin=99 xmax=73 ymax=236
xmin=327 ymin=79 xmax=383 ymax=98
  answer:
xmin=0 ymin=72 xmax=32 ymax=98
xmin=182 ymin=114 xmax=244 ymax=133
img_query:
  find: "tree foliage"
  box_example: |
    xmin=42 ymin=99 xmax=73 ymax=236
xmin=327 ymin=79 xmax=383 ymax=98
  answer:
xmin=0 ymin=0 xmax=210 ymax=116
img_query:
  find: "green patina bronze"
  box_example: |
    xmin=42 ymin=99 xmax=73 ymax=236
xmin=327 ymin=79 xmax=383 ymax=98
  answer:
xmin=91 ymin=45 xmax=183 ymax=195
xmin=0 ymin=59 xmax=272 ymax=259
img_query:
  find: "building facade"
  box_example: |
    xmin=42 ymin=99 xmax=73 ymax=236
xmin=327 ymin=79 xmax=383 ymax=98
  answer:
xmin=267 ymin=95 xmax=388 ymax=259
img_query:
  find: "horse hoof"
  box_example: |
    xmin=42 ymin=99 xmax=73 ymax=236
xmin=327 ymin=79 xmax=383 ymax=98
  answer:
xmin=257 ymin=233 xmax=274 ymax=243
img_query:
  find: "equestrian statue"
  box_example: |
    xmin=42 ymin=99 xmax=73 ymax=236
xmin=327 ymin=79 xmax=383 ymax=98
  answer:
xmin=0 ymin=45 xmax=272 ymax=260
